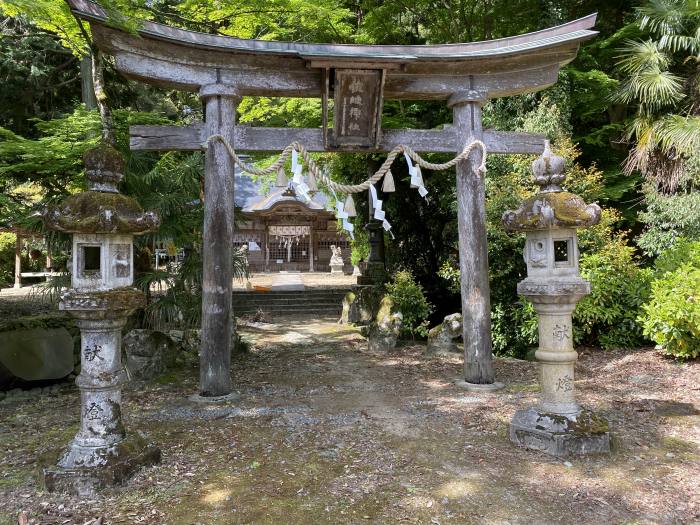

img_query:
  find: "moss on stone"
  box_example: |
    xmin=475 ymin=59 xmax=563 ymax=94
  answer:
xmin=44 ymin=191 xmax=158 ymax=235
xmin=62 ymin=287 xmax=145 ymax=311
xmin=503 ymin=191 xmax=601 ymax=231
xmin=375 ymin=295 xmax=394 ymax=323
xmin=83 ymin=143 xmax=125 ymax=174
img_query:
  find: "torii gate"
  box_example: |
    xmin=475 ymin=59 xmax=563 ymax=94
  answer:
xmin=67 ymin=0 xmax=597 ymax=397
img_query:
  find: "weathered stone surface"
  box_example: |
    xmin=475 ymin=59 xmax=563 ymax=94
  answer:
xmin=123 ymin=329 xmax=179 ymax=380
xmin=339 ymin=291 xmax=356 ymax=325
xmin=504 ymin=142 xmax=609 ymax=455
xmin=43 ymin=431 xmax=160 ymax=497
xmin=181 ymin=328 xmax=248 ymax=356
xmin=339 ymin=285 xmax=383 ymax=325
xmin=0 ymin=327 xmax=74 ymax=386
xmin=426 ymin=313 xmax=462 ymax=354
xmin=509 ymin=407 xmax=610 ymax=456
xmin=368 ymin=296 xmax=402 ymax=351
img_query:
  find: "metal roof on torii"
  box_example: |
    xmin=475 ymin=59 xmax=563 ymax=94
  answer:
xmin=66 ymin=0 xmax=598 ymax=393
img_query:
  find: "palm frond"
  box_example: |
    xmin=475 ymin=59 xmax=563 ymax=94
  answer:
xmin=638 ymin=0 xmax=690 ymax=36
xmin=655 ymin=114 xmax=700 ymax=155
xmin=616 ymin=39 xmax=670 ymax=74
xmin=617 ymin=67 xmax=686 ymax=110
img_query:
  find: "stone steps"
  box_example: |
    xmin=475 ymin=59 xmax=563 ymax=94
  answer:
xmin=232 ymin=288 xmax=350 ymax=317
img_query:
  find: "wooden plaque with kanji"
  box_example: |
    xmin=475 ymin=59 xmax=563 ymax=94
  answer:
xmin=332 ymin=69 xmax=383 ymax=148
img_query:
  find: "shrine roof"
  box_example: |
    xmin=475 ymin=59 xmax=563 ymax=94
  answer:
xmin=236 ymin=173 xmax=330 ymax=214
xmin=66 ymin=0 xmax=597 ymax=99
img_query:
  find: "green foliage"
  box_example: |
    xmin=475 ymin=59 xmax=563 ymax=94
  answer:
xmin=385 ymin=270 xmax=432 ymax=338
xmin=0 ymin=311 xmax=73 ymax=333
xmin=138 ymin=246 xmax=249 ymax=331
xmin=637 ymin=190 xmax=700 ymax=255
xmin=613 ymin=0 xmax=700 ymax=192
xmin=491 ymin=300 xmax=538 ymax=357
xmin=0 ymin=232 xmax=16 ymax=285
xmin=641 ymin=264 xmax=700 ymax=358
xmin=574 ymin=238 xmax=653 ymax=349
xmin=350 ymin=228 xmax=369 ymax=266
xmin=653 ymin=239 xmax=700 ymax=274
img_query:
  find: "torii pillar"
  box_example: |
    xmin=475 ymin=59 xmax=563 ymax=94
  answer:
xmin=450 ymin=90 xmax=502 ymax=390
xmin=199 ymin=83 xmax=239 ymax=397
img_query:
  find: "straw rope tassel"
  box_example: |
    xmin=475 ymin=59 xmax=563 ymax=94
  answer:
xmin=306 ymin=169 xmax=318 ymax=192
xmin=382 ymin=169 xmax=396 ymax=192
xmin=344 ymin=195 xmax=357 ymax=217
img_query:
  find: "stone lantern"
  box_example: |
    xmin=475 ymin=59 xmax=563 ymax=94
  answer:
xmin=42 ymin=144 xmax=161 ymax=495
xmin=502 ymin=141 xmax=610 ymax=456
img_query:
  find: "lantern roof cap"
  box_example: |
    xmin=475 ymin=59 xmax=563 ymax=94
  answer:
xmin=43 ymin=144 xmax=160 ymax=235
xmin=502 ymin=142 xmax=601 ymax=231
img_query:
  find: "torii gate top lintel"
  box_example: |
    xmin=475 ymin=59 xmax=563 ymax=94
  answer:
xmin=68 ymin=0 xmax=596 ymax=101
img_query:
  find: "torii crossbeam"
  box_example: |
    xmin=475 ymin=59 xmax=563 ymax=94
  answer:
xmin=66 ymin=0 xmax=597 ymax=396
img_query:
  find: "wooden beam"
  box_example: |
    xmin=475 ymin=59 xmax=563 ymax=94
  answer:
xmin=130 ymin=124 xmax=545 ymax=155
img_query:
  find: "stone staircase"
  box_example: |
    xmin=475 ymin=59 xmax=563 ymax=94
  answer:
xmin=232 ymin=288 xmax=351 ymax=318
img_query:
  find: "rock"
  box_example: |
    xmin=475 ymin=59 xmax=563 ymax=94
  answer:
xmin=181 ymin=328 xmax=248 ymax=356
xmin=339 ymin=285 xmax=384 ymax=325
xmin=426 ymin=313 xmax=462 ymax=354
xmin=123 ymin=329 xmax=179 ymax=380
xmin=368 ymin=296 xmax=403 ymax=351
xmin=339 ymin=291 xmax=356 ymax=325
xmin=0 ymin=327 xmax=75 ymax=389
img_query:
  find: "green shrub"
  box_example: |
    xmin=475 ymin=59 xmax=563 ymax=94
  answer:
xmin=574 ymin=238 xmax=652 ymax=349
xmin=385 ymin=270 xmax=432 ymax=338
xmin=0 ymin=232 xmax=16 ymax=286
xmin=491 ymin=300 xmax=538 ymax=357
xmin=641 ymin=264 xmax=700 ymax=359
xmin=653 ymin=239 xmax=700 ymax=275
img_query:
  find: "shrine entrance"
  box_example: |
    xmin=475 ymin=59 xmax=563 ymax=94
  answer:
xmin=235 ymin=171 xmax=351 ymax=273
xmin=66 ymin=0 xmax=597 ymax=397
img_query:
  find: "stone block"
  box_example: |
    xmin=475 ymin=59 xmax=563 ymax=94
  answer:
xmin=509 ymin=407 xmax=610 ymax=456
xmin=123 ymin=329 xmax=178 ymax=380
xmin=43 ymin=432 xmax=160 ymax=497
xmin=0 ymin=327 xmax=74 ymax=388
xmin=426 ymin=313 xmax=462 ymax=354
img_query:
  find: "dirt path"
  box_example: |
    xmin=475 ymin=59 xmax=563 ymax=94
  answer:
xmin=0 ymin=319 xmax=698 ymax=524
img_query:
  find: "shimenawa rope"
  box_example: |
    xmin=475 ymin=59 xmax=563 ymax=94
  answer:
xmin=202 ymin=134 xmax=487 ymax=195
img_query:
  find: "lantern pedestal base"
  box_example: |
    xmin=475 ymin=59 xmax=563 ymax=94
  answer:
xmin=42 ymin=432 xmax=160 ymax=496
xmin=509 ymin=407 xmax=610 ymax=456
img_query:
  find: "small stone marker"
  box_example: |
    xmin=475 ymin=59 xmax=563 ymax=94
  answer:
xmin=502 ymin=142 xmax=610 ymax=456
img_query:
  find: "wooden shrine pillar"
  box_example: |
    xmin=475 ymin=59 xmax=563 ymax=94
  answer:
xmin=199 ymin=83 xmax=239 ymax=397
xmin=309 ymin=229 xmax=315 ymax=272
xmin=14 ymin=234 xmax=21 ymax=289
xmin=450 ymin=90 xmax=500 ymax=388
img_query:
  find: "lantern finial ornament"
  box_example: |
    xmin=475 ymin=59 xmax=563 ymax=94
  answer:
xmin=531 ymin=139 xmax=566 ymax=192
xmin=502 ymin=142 xmax=610 ymax=456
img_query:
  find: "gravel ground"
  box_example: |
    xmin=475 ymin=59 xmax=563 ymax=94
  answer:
xmin=0 ymin=318 xmax=698 ymax=525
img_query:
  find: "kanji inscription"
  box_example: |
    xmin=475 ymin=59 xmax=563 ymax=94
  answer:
xmin=332 ymin=69 xmax=383 ymax=148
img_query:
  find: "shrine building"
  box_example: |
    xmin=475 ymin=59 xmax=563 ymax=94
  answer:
xmin=234 ymin=170 xmax=351 ymax=273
